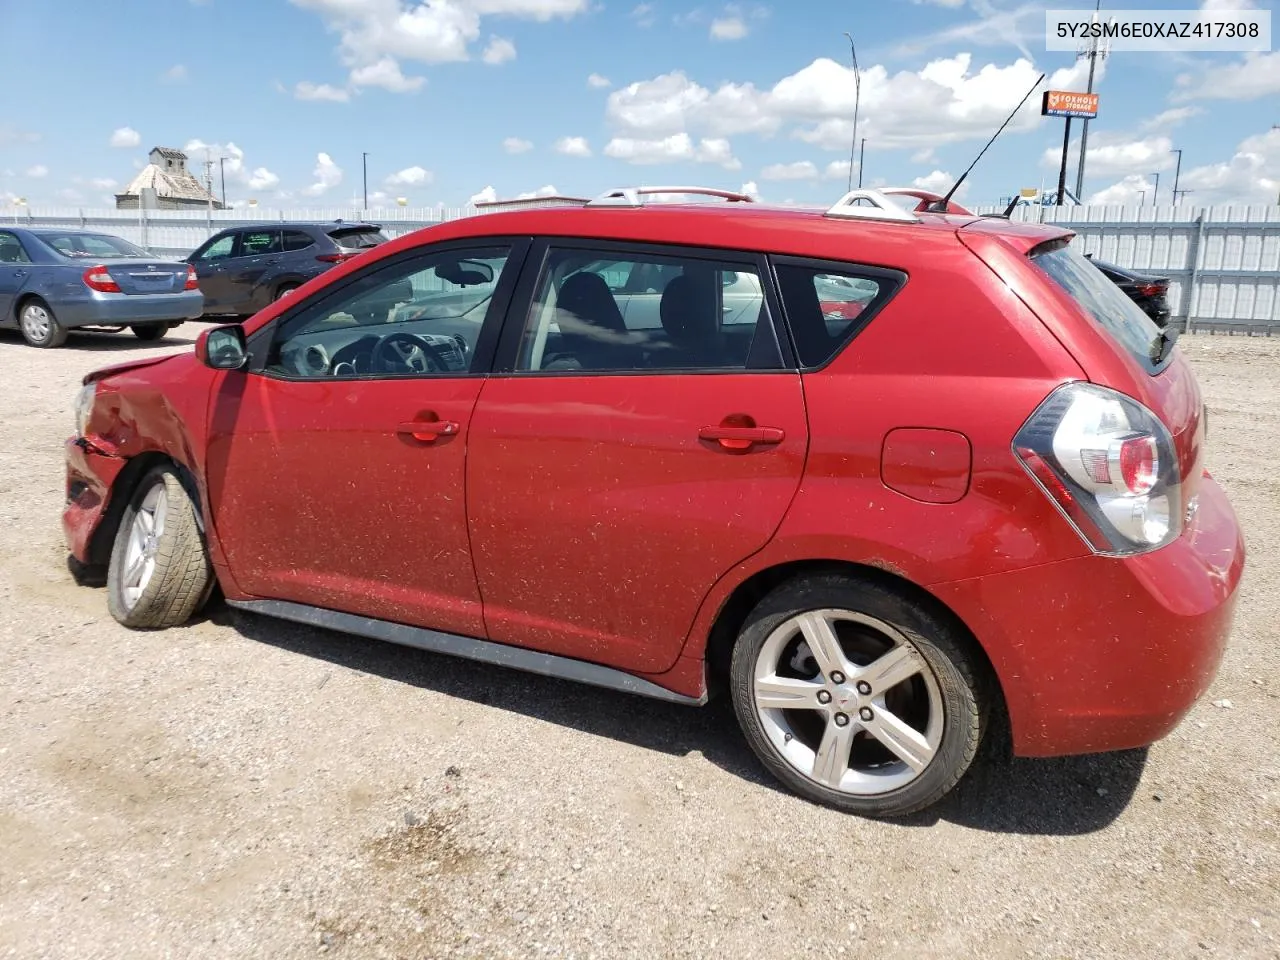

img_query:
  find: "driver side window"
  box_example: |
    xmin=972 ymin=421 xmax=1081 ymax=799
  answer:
xmin=264 ymin=245 xmax=511 ymax=380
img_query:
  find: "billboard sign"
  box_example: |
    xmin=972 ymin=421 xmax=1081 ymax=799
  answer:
xmin=1041 ymin=90 xmax=1099 ymax=119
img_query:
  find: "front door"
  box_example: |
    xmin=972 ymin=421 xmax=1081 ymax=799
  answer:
xmin=204 ymin=241 xmax=525 ymax=637
xmin=188 ymin=232 xmax=240 ymax=311
xmin=0 ymin=231 xmax=32 ymax=321
xmin=467 ymin=240 xmax=808 ymax=675
xmin=227 ymin=229 xmax=283 ymax=312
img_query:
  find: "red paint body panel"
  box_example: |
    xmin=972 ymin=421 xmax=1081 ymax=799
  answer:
xmin=203 ymin=373 xmax=487 ymax=638
xmin=881 ymin=428 xmax=972 ymax=504
xmin=466 ymin=373 xmax=808 ymax=674
xmin=933 ymin=472 xmax=1244 ymax=756
xmin=62 ymin=201 xmax=1244 ymax=764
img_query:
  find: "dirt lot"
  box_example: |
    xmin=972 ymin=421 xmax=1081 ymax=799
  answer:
xmin=0 ymin=325 xmax=1277 ymax=960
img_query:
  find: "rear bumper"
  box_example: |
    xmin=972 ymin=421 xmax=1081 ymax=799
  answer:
xmin=62 ymin=437 xmax=126 ymax=564
xmin=933 ymin=472 xmax=1245 ymax=758
xmin=56 ymin=290 xmax=204 ymax=327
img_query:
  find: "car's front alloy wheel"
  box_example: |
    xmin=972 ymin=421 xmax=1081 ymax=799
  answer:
xmin=731 ymin=574 xmax=985 ymax=818
xmin=106 ymin=465 xmax=213 ymax=629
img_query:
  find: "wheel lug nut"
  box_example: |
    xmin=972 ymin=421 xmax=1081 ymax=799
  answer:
xmin=830 ymin=672 xmax=846 ymax=685
xmin=859 ymin=707 xmax=874 ymax=722
xmin=834 ymin=713 xmax=849 ymax=727
xmin=856 ymin=681 xmax=872 ymax=695
xmin=817 ymin=690 xmax=832 ymax=704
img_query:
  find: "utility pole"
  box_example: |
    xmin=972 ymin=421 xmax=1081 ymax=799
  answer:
xmin=1173 ymin=188 xmax=1193 ymax=204
xmin=1057 ymin=117 xmax=1072 ymax=206
xmin=219 ymin=157 xmax=227 ymax=209
xmin=858 ymin=138 xmax=866 ymax=188
xmin=1074 ymin=0 xmax=1109 ymax=199
xmin=842 ymin=32 xmax=861 ymax=194
xmin=203 ymin=151 xmax=215 ymax=215
xmin=1151 ymin=171 xmax=1159 ymax=206
xmin=362 ymin=152 xmax=369 ymax=210
xmin=1171 ymin=148 xmax=1183 ymax=203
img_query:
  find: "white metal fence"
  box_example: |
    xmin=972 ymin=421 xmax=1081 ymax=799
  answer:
xmin=11 ymin=201 xmax=1280 ymax=333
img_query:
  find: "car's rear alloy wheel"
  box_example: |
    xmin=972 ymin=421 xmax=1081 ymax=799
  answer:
xmin=19 ymin=299 xmax=68 ymax=348
xmin=730 ymin=574 xmax=985 ymax=818
xmin=130 ymin=323 xmax=170 ymax=341
xmin=106 ymin=466 xmax=213 ymax=629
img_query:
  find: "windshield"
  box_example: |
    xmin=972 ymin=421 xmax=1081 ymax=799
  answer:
xmin=1033 ymin=242 xmax=1165 ymax=374
xmin=37 ymin=232 xmax=150 ymax=259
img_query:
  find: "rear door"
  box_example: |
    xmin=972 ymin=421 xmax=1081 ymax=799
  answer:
xmin=465 ymin=239 xmax=808 ymax=675
xmin=0 ymin=231 xmax=32 ymax=321
xmin=227 ymin=229 xmax=283 ymax=310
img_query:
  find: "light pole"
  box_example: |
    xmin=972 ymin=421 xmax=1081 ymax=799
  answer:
xmin=362 ymin=152 xmax=369 ymax=210
xmin=1074 ymin=0 xmax=1109 ymax=199
xmin=1171 ymin=148 xmax=1182 ymax=204
xmin=219 ymin=157 xmax=227 ymax=209
xmin=842 ymin=32 xmax=861 ymax=194
xmin=858 ymin=138 xmax=866 ymax=188
xmin=1151 ymin=171 xmax=1159 ymax=206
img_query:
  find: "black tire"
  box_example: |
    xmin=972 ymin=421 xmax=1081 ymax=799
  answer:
xmin=106 ymin=465 xmax=213 ymax=629
xmin=274 ymin=284 xmax=299 ymax=301
xmin=18 ymin=298 xmax=68 ymax=348
xmin=130 ymin=323 xmax=170 ymax=341
xmin=729 ymin=573 xmax=985 ymax=818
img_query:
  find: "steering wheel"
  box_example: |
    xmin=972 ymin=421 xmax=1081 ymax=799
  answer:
xmin=371 ymin=332 xmax=452 ymax=374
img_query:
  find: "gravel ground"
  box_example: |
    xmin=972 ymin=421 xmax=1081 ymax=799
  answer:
xmin=1 ymin=326 xmax=1277 ymax=960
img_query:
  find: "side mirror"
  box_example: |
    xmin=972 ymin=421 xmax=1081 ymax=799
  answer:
xmin=196 ymin=324 xmax=248 ymax=370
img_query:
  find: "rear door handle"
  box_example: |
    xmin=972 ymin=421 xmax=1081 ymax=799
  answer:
xmin=396 ymin=419 xmax=460 ymax=442
xmin=698 ymin=424 xmax=785 ymax=451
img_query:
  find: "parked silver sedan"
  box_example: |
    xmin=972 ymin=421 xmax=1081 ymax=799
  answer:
xmin=0 ymin=228 xmax=204 ymax=348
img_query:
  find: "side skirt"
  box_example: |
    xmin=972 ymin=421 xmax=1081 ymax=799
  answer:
xmin=226 ymin=598 xmax=707 ymax=707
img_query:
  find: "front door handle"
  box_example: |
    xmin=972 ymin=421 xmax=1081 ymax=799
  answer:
xmin=698 ymin=422 xmax=785 ymax=451
xmin=397 ymin=418 xmax=460 ymax=442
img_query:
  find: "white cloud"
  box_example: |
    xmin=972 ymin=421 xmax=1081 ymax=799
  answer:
xmin=304 ymin=152 xmax=343 ymax=196
xmin=630 ymin=3 xmax=656 ymax=27
xmin=555 ymin=136 xmax=592 ymax=157
xmin=1178 ymin=127 xmax=1280 ymax=205
xmin=90 ymin=177 xmax=118 ymax=190
xmin=604 ymin=54 xmax=1097 ymax=153
xmin=163 ymin=64 xmax=188 ymax=82
xmin=1174 ymin=51 xmax=1280 ymax=102
xmin=0 ymin=126 xmax=40 ymax=147
xmin=603 ymin=133 xmax=741 ymax=169
xmin=516 ymin=184 xmax=559 ymax=199
xmin=740 ymin=180 xmax=760 ymax=199
xmin=588 ymin=73 xmax=611 ymax=89
xmin=911 ymin=170 xmax=965 ymax=198
xmin=248 ymin=168 xmax=281 ymax=190
xmin=1086 ymin=174 xmax=1153 ymax=206
xmin=184 ymin=140 xmax=281 ymax=196
xmin=1044 ymin=134 xmax=1177 ymax=178
xmin=1138 ymin=107 xmax=1201 ymax=133
xmin=470 ymin=185 xmax=499 ymax=204
xmin=710 ymin=16 xmax=747 ymax=40
xmin=25 ymin=165 xmax=48 ymax=179
xmin=349 ymin=56 xmax=425 ymax=92
xmin=290 ymin=0 xmax=589 ymax=84
xmin=110 ymin=126 xmax=141 ymax=148
xmin=1201 ymin=0 xmax=1255 ymax=10
xmin=824 ymin=159 xmax=852 ymax=181
xmin=760 ymin=160 xmax=818 ymax=181
xmin=503 ymin=136 xmax=534 ymax=154
xmin=482 ymin=36 xmax=516 ymax=64
xmin=295 ymin=80 xmax=351 ymax=102
xmin=894 ymin=1 xmax=1045 ymax=59
xmin=911 ymin=147 xmax=936 ymax=164
xmin=386 ymin=165 xmax=433 ymax=186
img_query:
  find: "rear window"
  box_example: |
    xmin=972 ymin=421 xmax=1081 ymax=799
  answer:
xmin=1032 ymin=243 xmax=1163 ymax=373
xmin=328 ymin=227 xmax=387 ymax=251
xmin=37 ymin=232 xmax=149 ymax=259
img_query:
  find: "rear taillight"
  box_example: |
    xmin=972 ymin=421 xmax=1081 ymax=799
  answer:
xmin=316 ymin=252 xmax=354 ymax=264
xmin=184 ymin=264 xmax=199 ymax=290
xmin=1137 ymin=282 xmax=1167 ymax=297
xmin=1014 ymin=383 xmax=1182 ymax=555
xmin=82 ymin=265 xmax=121 ymax=293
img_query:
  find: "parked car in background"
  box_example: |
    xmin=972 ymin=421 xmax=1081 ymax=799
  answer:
xmin=0 ymin=227 xmax=202 ymax=348
xmin=1085 ymin=253 xmax=1172 ymax=328
xmin=185 ymin=221 xmax=391 ymax=319
xmin=63 ymin=186 xmax=1242 ymax=819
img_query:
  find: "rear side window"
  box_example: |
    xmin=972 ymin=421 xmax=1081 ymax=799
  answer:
xmin=329 ymin=227 xmax=388 ymax=251
xmin=282 ymin=230 xmax=315 ymax=252
xmin=773 ymin=261 xmax=905 ymax=368
xmin=1033 ymin=243 xmax=1161 ymax=372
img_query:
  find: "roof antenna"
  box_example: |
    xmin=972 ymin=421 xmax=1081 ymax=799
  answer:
xmin=927 ymin=72 xmax=1046 ymax=213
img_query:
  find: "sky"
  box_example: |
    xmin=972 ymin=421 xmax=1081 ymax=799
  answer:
xmin=0 ymin=0 xmax=1277 ymax=212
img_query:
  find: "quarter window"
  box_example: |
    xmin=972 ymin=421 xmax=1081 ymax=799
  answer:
xmin=774 ymin=263 xmax=897 ymax=367
xmin=265 ymin=246 xmax=511 ymax=379
xmin=282 ymin=230 xmax=315 ymax=252
xmin=514 ymin=247 xmax=780 ymax=373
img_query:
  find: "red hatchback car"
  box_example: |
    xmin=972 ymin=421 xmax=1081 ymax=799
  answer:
xmin=62 ymin=187 xmax=1245 ymax=818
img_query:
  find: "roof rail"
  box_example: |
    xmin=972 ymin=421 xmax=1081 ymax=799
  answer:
xmin=586 ymin=186 xmax=757 ymax=207
xmin=825 ymin=189 xmax=920 ymax=224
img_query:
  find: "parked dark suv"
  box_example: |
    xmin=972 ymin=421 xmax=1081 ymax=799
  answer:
xmin=185 ymin=221 xmax=390 ymax=318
